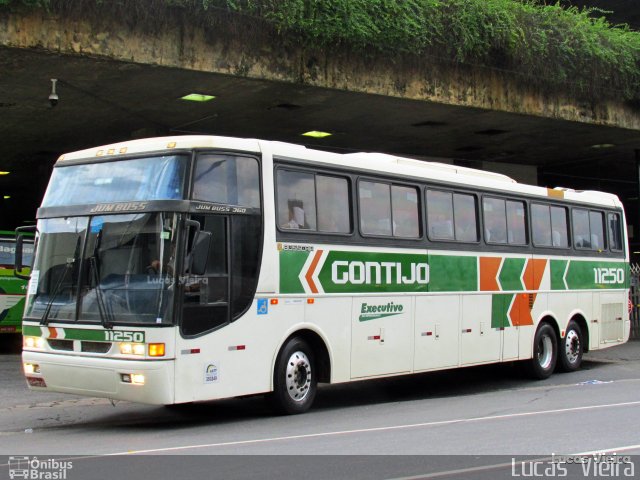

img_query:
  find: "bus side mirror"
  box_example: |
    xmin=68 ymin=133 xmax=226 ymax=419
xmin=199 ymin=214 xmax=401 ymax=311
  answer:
xmin=190 ymin=230 xmax=211 ymax=276
xmin=15 ymin=225 xmax=36 ymax=281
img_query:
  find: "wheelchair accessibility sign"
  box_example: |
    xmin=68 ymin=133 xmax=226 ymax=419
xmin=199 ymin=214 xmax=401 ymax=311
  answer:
xmin=257 ymin=298 xmax=268 ymax=315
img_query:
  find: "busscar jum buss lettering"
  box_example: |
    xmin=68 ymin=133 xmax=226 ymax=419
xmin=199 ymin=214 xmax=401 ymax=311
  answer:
xmin=18 ymin=136 xmax=629 ymax=414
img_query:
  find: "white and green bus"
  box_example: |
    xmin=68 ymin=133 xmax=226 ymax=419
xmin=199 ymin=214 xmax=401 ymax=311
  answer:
xmin=19 ymin=135 xmax=629 ymax=413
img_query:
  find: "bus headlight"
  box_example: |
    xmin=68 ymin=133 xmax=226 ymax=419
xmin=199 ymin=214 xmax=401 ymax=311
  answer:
xmin=23 ymin=363 xmax=40 ymax=374
xmin=23 ymin=336 xmax=44 ymax=349
xmin=119 ymin=343 xmax=145 ymax=355
xmin=121 ymin=373 xmax=145 ymax=385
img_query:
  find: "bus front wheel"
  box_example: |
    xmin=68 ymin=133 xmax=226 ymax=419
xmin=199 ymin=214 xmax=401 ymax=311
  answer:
xmin=524 ymin=323 xmax=557 ymax=379
xmin=557 ymin=320 xmax=583 ymax=373
xmin=270 ymin=337 xmax=317 ymax=415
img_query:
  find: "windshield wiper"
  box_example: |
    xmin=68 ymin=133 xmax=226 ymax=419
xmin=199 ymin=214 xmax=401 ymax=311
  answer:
xmin=40 ymin=260 xmax=72 ymax=326
xmin=89 ymin=229 xmax=113 ymax=329
xmin=89 ymin=256 xmax=113 ymax=329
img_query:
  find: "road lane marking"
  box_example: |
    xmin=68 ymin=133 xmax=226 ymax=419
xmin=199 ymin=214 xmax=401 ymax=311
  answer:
xmin=574 ymin=444 xmax=640 ymax=455
xmin=107 ymin=399 xmax=640 ymax=455
xmin=389 ymin=458 xmax=550 ymax=480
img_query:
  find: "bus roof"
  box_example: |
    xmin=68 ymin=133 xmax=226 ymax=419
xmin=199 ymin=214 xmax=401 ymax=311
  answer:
xmin=58 ymin=135 xmax=622 ymax=209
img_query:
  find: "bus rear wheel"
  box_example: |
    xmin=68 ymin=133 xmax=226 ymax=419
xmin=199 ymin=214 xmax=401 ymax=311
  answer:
xmin=557 ymin=320 xmax=583 ymax=372
xmin=269 ymin=337 xmax=317 ymax=415
xmin=524 ymin=323 xmax=557 ymax=379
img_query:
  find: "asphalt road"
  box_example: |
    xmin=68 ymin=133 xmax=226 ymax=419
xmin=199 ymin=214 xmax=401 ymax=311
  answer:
xmin=1 ymin=341 xmax=639 ymax=479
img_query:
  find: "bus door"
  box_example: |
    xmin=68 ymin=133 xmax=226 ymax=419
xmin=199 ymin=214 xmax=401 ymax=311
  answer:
xmin=175 ymin=214 xmax=230 ymax=403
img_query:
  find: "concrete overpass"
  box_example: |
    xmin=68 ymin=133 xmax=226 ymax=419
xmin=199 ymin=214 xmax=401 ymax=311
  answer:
xmin=1 ymin=2 xmax=640 ymax=250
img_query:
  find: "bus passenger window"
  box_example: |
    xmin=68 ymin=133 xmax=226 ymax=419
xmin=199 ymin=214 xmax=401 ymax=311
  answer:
xmin=453 ymin=193 xmax=478 ymax=242
xmin=392 ymin=186 xmax=419 ymax=238
xmin=608 ymin=213 xmax=623 ymax=251
xmin=506 ymin=200 xmax=526 ymax=245
xmin=572 ymin=208 xmax=605 ymax=250
xmin=277 ymin=170 xmax=317 ymax=230
xmin=359 ymin=181 xmax=392 ymax=236
xmin=483 ymin=198 xmax=507 ymax=244
xmin=572 ymin=209 xmax=591 ymax=249
xmin=427 ymin=190 xmax=454 ymax=240
xmin=550 ymin=206 xmax=569 ymax=247
xmin=531 ymin=203 xmax=552 ymax=246
xmin=193 ymin=154 xmax=260 ymax=207
xmin=317 ymin=175 xmax=351 ymax=233
xmin=589 ymin=211 xmax=605 ymax=250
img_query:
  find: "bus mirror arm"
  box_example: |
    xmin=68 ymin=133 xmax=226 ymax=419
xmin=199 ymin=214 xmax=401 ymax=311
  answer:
xmin=185 ymin=219 xmax=201 ymax=236
xmin=185 ymin=219 xmax=211 ymax=276
xmin=14 ymin=225 xmax=36 ymax=281
xmin=190 ymin=231 xmax=211 ymax=276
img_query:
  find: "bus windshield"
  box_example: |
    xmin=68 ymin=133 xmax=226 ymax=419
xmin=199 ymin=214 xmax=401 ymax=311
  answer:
xmin=41 ymin=155 xmax=188 ymax=207
xmin=25 ymin=213 xmax=178 ymax=325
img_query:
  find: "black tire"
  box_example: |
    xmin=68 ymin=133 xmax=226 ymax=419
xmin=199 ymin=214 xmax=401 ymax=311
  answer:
xmin=269 ymin=338 xmax=317 ymax=415
xmin=523 ymin=323 xmax=558 ymax=379
xmin=556 ymin=320 xmax=583 ymax=372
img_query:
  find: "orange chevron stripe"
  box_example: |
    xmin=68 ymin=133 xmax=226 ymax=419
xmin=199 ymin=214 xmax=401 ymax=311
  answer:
xmin=305 ymin=250 xmax=323 ymax=294
xmin=509 ymin=293 xmax=534 ymax=326
xmin=48 ymin=327 xmax=58 ymax=339
xmin=480 ymin=257 xmax=501 ymax=291
xmin=523 ymin=258 xmax=547 ymax=291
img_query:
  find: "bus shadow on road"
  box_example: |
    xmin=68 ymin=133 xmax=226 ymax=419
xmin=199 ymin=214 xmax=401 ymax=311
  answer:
xmin=88 ymin=360 xmax=615 ymax=431
xmin=36 ymin=357 xmax=616 ymax=433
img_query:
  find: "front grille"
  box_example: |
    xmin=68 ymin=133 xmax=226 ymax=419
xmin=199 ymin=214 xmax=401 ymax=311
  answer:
xmin=80 ymin=341 xmax=112 ymax=354
xmin=48 ymin=339 xmax=74 ymax=351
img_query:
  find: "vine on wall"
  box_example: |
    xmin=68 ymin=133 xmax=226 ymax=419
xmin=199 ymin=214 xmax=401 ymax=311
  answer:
xmin=2 ymin=0 xmax=639 ymax=101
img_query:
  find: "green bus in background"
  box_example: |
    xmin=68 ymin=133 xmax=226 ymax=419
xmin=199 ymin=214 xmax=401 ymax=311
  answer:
xmin=0 ymin=231 xmax=33 ymax=334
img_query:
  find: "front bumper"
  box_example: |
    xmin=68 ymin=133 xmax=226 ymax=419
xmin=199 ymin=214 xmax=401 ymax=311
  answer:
xmin=22 ymin=350 xmax=175 ymax=405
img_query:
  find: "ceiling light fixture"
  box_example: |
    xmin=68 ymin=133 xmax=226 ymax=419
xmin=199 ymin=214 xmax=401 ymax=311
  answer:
xmin=180 ymin=93 xmax=216 ymax=102
xmin=302 ymin=131 xmax=332 ymax=138
xmin=589 ymin=143 xmax=615 ymax=149
xmin=0 ymin=171 xmax=9 ymax=175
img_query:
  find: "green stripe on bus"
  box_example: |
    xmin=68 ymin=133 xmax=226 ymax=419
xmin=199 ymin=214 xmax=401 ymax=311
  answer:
xmin=427 ymin=255 xmax=477 ymax=292
xmin=59 ymin=328 xmax=110 ymax=341
xmin=279 ymin=250 xmax=309 ymax=294
xmin=550 ymin=260 xmax=568 ymax=290
xmin=565 ymin=261 xmax=627 ymax=290
xmin=280 ymin=248 xmax=628 ymax=294
xmin=499 ymin=258 xmax=526 ymax=291
xmin=22 ymin=325 xmax=41 ymax=336
xmin=491 ymin=294 xmax=513 ymax=329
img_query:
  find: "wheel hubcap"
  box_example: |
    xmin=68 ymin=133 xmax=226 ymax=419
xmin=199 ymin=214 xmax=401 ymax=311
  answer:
xmin=285 ymin=351 xmax=312 ymax=402
xmin=564 ymin=329 xmax=580 ymax=364
xmin=537 ymin=334 xmax=553 ymax=370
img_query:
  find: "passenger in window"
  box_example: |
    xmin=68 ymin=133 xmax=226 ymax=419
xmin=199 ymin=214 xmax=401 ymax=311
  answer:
xmin=455 ymin=208 xmax=476 ymax=242
xmin=282 ymin=200 xmax=307 ymax=229
xmin=576 ymin=236 xmax=590 ymax=249
xmin=485 ymin=216 xmax=506 ymax=243
xmin=430 ymin=213 xmax=453 ymax=239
